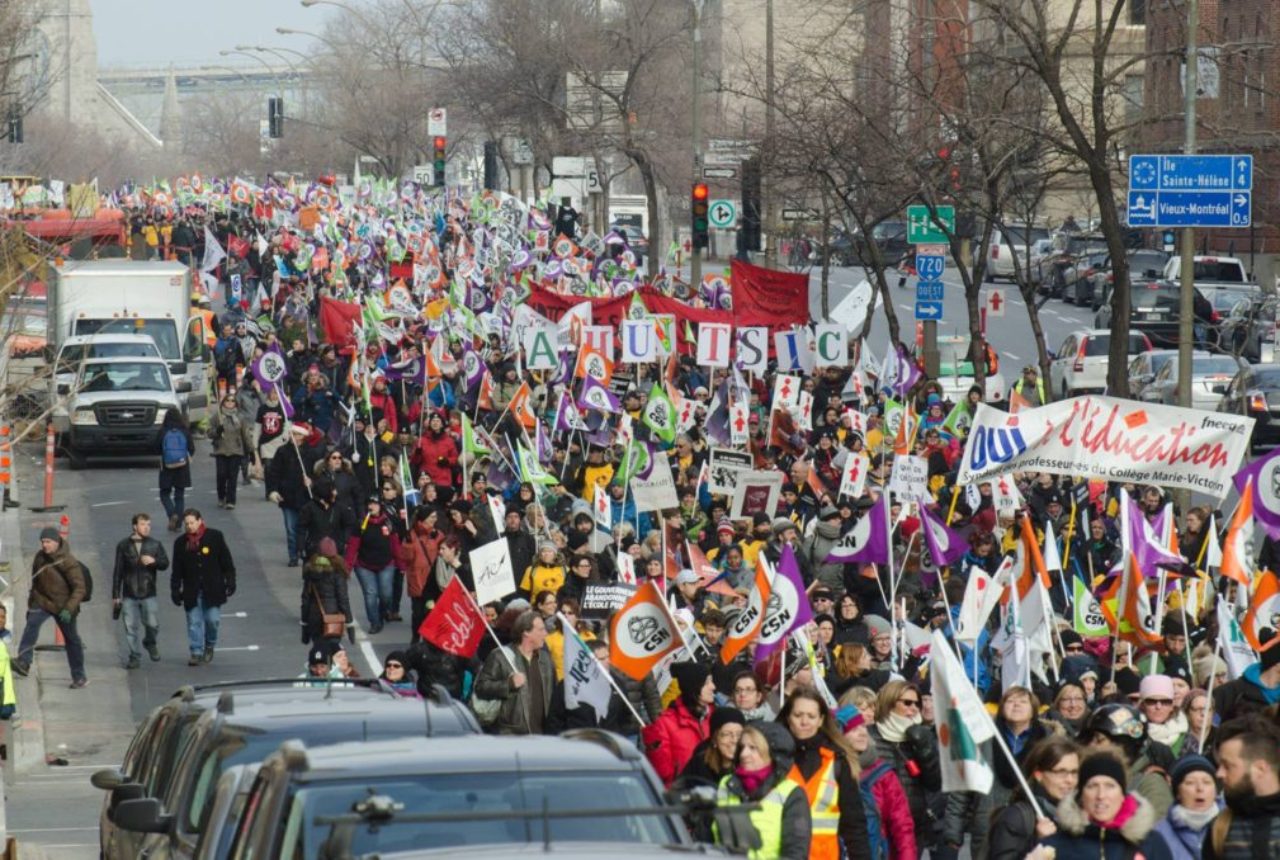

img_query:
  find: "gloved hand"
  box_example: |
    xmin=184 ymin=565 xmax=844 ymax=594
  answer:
xmin=57 ymin=609 xmax=72 ymax=624
xmin=347 ymin=624 xmax=356 ymax=643
xmin=268 ymin=492 xmax=283 ymax=504
xmin=172 ymin=594 xmax=183 ymax=607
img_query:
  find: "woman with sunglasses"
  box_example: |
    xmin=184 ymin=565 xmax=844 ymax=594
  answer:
xmin=870 ymin=680 xmax=940 ymax=853
xmin=314 ymin=447 xmax=362 ymax=518
xmin=377 ymin=650 xmax=420 ymax=697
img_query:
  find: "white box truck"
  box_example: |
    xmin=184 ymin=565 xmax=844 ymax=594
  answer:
xmin=50 ymin=260 xmax=210 ymax=420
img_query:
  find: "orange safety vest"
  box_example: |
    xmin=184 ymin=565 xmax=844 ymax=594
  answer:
xmin=787 ymin=746 xmax=841 ymax=860
xmin=196 ymin=308 xmax=217 ymax=346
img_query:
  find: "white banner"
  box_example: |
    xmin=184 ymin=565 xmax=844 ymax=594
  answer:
xmin=470 ymin=538 xmax=516 ymax=606
xmin=956 ymin=397 xmax=1254 ymax=500
xmin=631 ymin=451 xmax=679 ymax=512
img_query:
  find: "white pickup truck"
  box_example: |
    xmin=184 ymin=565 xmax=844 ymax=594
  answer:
xmin=65 ymin=356 xmax=186 ymax=469
xmin=1161 ymin=254 xmax=1251 ymax=285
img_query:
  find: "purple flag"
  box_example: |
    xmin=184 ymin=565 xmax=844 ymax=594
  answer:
xmin=536 ymin=419 xmax=553 ymax=463
xmin=460 ymin=342 xmax=486 ymax=392
xmin=555 ymin=391 xmax=587 ymax=434
xmin=382 ymin=354 xmax=427 ymax=385
xmin=704 ymin=380 xmax=731 ymax=445
xmin=825 ymin=495 xmax=889 ymax=564
xmin=1234 ymin=447 xmax=1280 ymax=539
xmin=754 ymin=545 xmax=814 ymax=663
xmin=917 ymin=503 xmax=968 ymax=588
xmin=250 ymin=346 xmax=287 ymax=391
xmin=1121 ymin=490 xmax=1184 ymax=576
xmin=578 ymin=375 xmax=621 ymax=414
xmin=890 ymin=343 xmax=922 ymax=396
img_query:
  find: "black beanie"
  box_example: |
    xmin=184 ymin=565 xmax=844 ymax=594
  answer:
xmin=1078 ymin=753 xmax=1127 ymax=797
xmin=710 ymin=707 xmax=746 ymax=736
xmin=1170 ymin=755 xmax=1215 ymax=795
xmin=671 ymin=661 xmax=712 ymax=707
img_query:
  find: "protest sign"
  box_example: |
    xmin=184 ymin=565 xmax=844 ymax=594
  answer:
xmin=708 ymin=448 xmax=753 ymax=495
xmin=581 ymin=582 xmax=640 ymax=618
xmin=730 ymin=470 xmax=784 ymax=519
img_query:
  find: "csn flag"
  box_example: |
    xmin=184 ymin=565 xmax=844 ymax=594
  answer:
xmin=930 ymin=629 xmax=996 ymax=793
xmin=609 ymin=581 xmax=683 ymax=681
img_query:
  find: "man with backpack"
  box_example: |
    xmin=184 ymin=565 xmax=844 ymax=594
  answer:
xmin=12 ymin=527 xmax=89 ymax=688
xmin=213 ymin=322 xmax=245 ymax=395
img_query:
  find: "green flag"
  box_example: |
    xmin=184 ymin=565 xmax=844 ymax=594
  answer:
xmin=941 ymin=401 xmax=971 ymax=438
xmin=462 ymin=414 xmax=491 ymax=458
xmin=1072 ymin=576 xmax=1110 ymax=638
xmin=517 ymin=442 xmax=558 ymax=486
xmin=641 ymin=383 xmax=677 ymax=445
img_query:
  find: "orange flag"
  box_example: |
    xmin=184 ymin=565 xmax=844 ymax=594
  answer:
xmin=608 ymin=581 xmax=683 ymax=681
xmin=1099 ymin=554 xmax=1162 ymax=646
xmin=509 ymin=380 xmax=536 ymax=429
xmin=1009 ymin=389 xmax=1032 ymax=414
xmin=688 ymin=541 xmax=736 ymax=597
xmin=721 ymin=556 xmax=773 ymax=665
xmin=1243 ymin=570 xmax=1280 ymax=652
xmin=1221 ymin=481 xmax=1256 ymax=587
xmin=478 ymin=370 xmax=494 ymax=411
xmin=1017 ymin=516 xmax=1053 ymax=599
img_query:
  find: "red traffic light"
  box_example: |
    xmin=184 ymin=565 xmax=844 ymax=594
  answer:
xmin=434 ymin=136 xmax=446 ymax=150
xmin=692 ymin=182 xmax=708 ymax=200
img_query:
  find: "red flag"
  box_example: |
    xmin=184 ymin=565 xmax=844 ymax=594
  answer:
xmin=227 ymin=234 xmax=250 ymax=259
xmin=318 ymin=296 xmax=362 ymax=350
xmin=419 ymin=577 xmax=486 ymax=657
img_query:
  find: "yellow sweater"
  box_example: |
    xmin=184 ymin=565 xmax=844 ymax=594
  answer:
xmin=521 ymin=563 xmax=566 ymax=597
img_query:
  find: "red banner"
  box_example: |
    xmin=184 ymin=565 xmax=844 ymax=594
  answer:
xmin=729 ymin=259 xmax=808 ymax=328
xmin=318 ymin=296 xmax=362 ymax=350
xmin=419 ymin=577 xmax=486 ymax=657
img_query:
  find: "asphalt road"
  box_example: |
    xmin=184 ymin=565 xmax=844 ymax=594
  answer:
xmin=3 ymin=441 xmax=402 ymax=859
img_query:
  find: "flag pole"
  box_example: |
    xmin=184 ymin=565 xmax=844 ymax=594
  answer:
xmin=558 ymin=612 xmax=648 ymax=728
xmin=1199 ymin=630 xmax=1225 ymax=753
xmin=460 ymin=585 xmax=521 ymax=675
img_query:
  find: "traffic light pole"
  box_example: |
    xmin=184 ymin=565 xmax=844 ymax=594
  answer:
xmin=690 ymin=0 xmax=705 ymax=289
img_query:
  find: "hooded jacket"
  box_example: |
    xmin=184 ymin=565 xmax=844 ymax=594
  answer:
xmin=803 ymin=520 xmax=845 ymax=592
xmin=410 ymin=428 xmax=458 ymax=487
xmin=1153 ymin=802 xmax=1221 ymax=860
xmin=860 ymin=748 xmax=917 ymax=860
xmin=1213 ymin=664 xmax=1280 ymax=719
xmin=30 ymin=540 xmax=87 ymax=615
xmin=298 ymin=496 xmax=357 ymax=560
xmin=715 ymin=721 xmax=812 ymax=860
xmin=1041 ymin=793 xmax=1174 ymax=860
xmin=300 ymin=557 xmax=352 ymax=640
xmin=643 ymin=697 xmax=713 ymax=787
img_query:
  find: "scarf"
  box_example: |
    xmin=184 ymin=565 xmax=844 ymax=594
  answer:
xmin=1095 ymin=794 xmax=1140 ymax=831
xmin=1147 ymin=711 xmax=1188 ymax=748
xmin=877 ymin=711 xmax=922 ymax=743
xmin=736 ymin=763 xmax=773 ymax=795
xmin=185 ymin=523 xmax=207 ymax=552
xmin=1170 ymin=804 xmax=1218 ymax=832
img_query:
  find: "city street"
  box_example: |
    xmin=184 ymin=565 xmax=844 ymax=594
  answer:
xmin=0 ymin=442 xmax=394 ymax=859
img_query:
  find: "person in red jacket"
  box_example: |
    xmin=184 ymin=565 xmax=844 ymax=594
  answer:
xmin=410 ymin=411 xmax=458 ymax=489
xmin=643 ymin=661 xmax=715 ymax=787
xmin=839 ymin=702 xmax=916 ymax=860
xmin=344 ymin=495 xmax=404 ymax=635
xmin=367 ymin=373 xmax=399 ymax=435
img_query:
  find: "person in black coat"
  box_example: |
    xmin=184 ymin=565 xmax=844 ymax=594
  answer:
xmin=404 ymin=638 xmax=473 ymax=700
xmin=112 ymin=512 xmax=171 ymax=668
xmin=297 ymin=478 xmax=356 ymax=560
xmin=502 ymin=509 xmax=537 ymax=588
xmin=170 ymin=509 xmax=236 ymax=666
xmin=299 ymin=538 xmax=353 ymax=647
xmin=267 ymin=423 xmax=321 ymax=566
xmin=545 ymin=639 xmax=633 ymax=735
xmin=157 ymin=409 xmax=195 ymax=533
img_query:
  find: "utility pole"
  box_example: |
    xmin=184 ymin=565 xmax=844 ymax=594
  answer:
xmin=690 ymin=0 xmax=706 ymax=289
xmin=1175 ymin=0 xmax=1198 ymax=513
xmin=763 ymin=0 xmax=777 ymax=269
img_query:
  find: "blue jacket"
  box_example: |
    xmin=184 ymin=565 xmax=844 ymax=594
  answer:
xmin=1041 ymin=794 xmax=1173 ymax=860
xmin=1152 ymin=804 xmax=1219 ymax=860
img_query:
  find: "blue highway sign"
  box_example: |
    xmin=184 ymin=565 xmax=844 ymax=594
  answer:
xmin=915 ymin=254 xmax=945 ymax=280
xmin=916 ymin=280 xmax=944 ymax=301
xmin=1127 ymin=153 xmax=1252 ymax=227
xmin=915 ymin=300 xmax=943 ymax=320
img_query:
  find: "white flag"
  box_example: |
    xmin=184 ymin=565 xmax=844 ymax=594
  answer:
xmin=470 ymin=538 xmax=516 ymax=606
xmin=1217 ymin=598 xmax=1256 ymax=680
xmin=1043 ymin=520 xmax=1063 ymax=572
xmin=561 ymin=615 xmax=612 ymax=720
xmin=594 ymin=484 xmax=613 ymax=530
xmin=931 ymin=629 xmax=996 ymax=793
xmin=1205 ymin=514 xmax=1224 ymax=568
xmin=202 ymin=226 xmax=227 ymax=273
xmin=955 ymin=567 xmax=995 ymax=644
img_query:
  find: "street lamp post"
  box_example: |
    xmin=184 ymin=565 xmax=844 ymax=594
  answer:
xmin=690 ymin=0 xmax=705 ymax=289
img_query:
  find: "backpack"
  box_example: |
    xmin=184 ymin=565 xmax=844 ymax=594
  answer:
xmin=57 ymin=560 xmax=92 ymax=604
xmin=858 ymin=761 xmax=894 ymax=860
xmin=162 ymin=428 xmax=189 ymax=468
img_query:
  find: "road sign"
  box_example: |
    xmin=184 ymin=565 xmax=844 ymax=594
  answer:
xmin=915 ymin=300 xmax=943 ymax=320
xmin=906 ymin=205 xmax=955 ymax=244
xmin=915 ymin=244 xmax=948 ymax=257
xmin=708 ymin=199 xmax=738 ymax=229
xmin=916 ymin=280 xmax=944 ymax=301
xmin=702 ymin=166 xmax=738 ymax=180
xmin=428 ymin=108 xmax=447 ymax=136
xmin=915 ymin=254 xmax=945 ymax=280
xmin=1126 ymin=153 xmax=1253 ymax=227
xmin=411 ymin=165 xmax=435 ymax=186
xmin=985 ymin=288 xmax=1006 ymax=318
xmin=781 ymin=208 xmax=820 ymax=221
xmin=512 ymin=138 xmax=533 ymax=165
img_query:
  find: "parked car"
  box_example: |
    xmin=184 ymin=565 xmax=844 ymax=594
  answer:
xmin=1140 ymin=352 xmax=1247 ymax=411
xmin=917 ymin=334 xmax=1006 ymax=402
xmin=848 ymin=219 xmax=909 ymax=267
xmin=1162 ymin=254 xmax=1250 ymax=285
xmin=1218 ymin=365 xmax=1280 ymax=451
xmin=1038 ymin=233 xmax=1107 ymax=297
xmin=1061 ymin=250 xmax=1110 ymax=305
xmin=217 ymin=730 xmax=698 ymax=859
xmin=610 ymin=223 xmax=648 ymax=269
xmin=1128 ymin=349 xmax=1180 ymax=400
xmin=1218 ymin=296 xmax=1278 ymax=363
xmin=1199 ymin=283 xmax=1263 ymax=322
xmin=1095 ymin=281 xmax=1216 ymax=349
xmin=982 ymin=223 xmax=1050 ymax=281
xmin=1049 ymin=329 xmax=1152 ymax=399
xmin=190 ymin=764 xmax=257 ymax=860
xmin=105 ymin=680 xmax=479 ymax=860
xmin=1081 ymin=249 xmax=1170 ymax=309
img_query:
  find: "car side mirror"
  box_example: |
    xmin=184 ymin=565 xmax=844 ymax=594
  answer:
xmin=1212 ymin=384 xmax=1227 ymax=394
xmin=176 ymin=381 xmax=193 ymax=394
xmin=111 ymin=797 xmax=173 ymax=834
xmin=91 ymin=768 xmax=125 ymax=790
xmin=1138 ymin=374 xmax=1154 ymax=384
xmin=171 ymin=360 xmax=188 ymax=376
xmin=108 ymin=782 xmax=145 ymax=816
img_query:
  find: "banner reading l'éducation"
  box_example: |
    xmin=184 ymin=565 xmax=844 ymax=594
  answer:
xmin=956 ymin=396 xmax=1253 ymax=499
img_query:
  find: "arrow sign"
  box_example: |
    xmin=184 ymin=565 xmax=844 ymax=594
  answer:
xmin=915 ymin=300 xmax=943 ymax=320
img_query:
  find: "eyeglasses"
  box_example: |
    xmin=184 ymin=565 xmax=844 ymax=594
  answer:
xmin=1143 ymin=699 xmax=1174 ymax=707
xmin=1047 ymin=767 xmax=1079 ymax=778
xmin=385 ymin=662 xmax=403 ymax=669
xmin=896 ymin=698 xmax=920 ymax=709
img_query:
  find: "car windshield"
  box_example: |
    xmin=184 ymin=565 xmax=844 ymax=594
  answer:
xmin=1002 ymin=226 xmax=1048 ymax=246
xmin=282 ymin=772 xmax=673 ymax=857
xmin=1193 ymin=260 xmax=1245 ymax=282
xmin=78 ymin=361 xmax=169 ymax=392
xmin=1129 ymin=251 xmax=1168 ymax=274
xmin=1206 ymin=289 xmax=1258 ymax=311
xmin=1084 ymin=334 xmax=1147 ymax=357
xmin=58 ymin=341 xmax=160 ymax=373
xmin=872 ymin=221 xmax=905 ymax=239
xmin=73 ymin=318 xmax=179 ymax=359
xmin=1193 ymin=357 xmax=1240 ymax=376
xmin=1133 ymin=285 xmax=1180 ymax=309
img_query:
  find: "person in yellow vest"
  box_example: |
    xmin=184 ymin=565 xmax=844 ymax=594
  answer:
xmin=714 ymin=721 xmax=812 ymax=860
xmin=779 ymin=686 xmax=872 ymax=859
xmin=1010 ymin=365 xmax=1048 ymax=406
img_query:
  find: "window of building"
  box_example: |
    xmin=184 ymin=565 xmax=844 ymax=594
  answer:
xmin=1130 ymin=0 xmax=1145 ymax=26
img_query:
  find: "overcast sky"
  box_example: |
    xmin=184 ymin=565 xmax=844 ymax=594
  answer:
xmin=91 ymin=0 xmax=333 ymax=67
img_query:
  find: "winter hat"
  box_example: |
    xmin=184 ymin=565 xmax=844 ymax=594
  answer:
xmin=751 ymin=512 xmax=772 ymax=528
xmin=1261 ymin=629 xmax=1280 ymax=670
xmin=1115 ymin=667 xmax=1141 ymax=699
xmin=1059 ymin=629 xmax=1083 ymax=649
xmin=819 ymin=505 xmax=840 ymax=520
xmin=1163 ymin=656 xmax=1193 ymax=687
xmin=834 ymin=704 xmax=865 ymax=734
xmin=1170 ymin=755 xmax=1215 ymax=795
xmin=1138 ymin=674 xmax=1175 ymax=702
xmin=38 ymin=527 xmax=60 ymax=543
xmin=717 ymin=518 xmax=736 ymax=538
xmin=671 ymin=661 xmax=711 ymax=706
xmin=865 ymin=615 xmax=892 ymax=638
xmin=710 ymin=707 xmax=746 ymax=736
xmin=383 ymin=650 xmax=410 ymax=670
xmin=1192 ymin=652 xmax=1228 ymax=688
xmin=674 ymin=569 xmax=700 ymax=586
xmin=1078 ymin=753 xmax=1127 ymax=796
xmin=308 ymin=645 xmax=333 ymax=666
xmin=317 ymin=537 xmax=339 ymax=557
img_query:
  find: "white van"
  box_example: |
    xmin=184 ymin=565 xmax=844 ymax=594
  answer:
xmin=50 ymin=334 xmax=163 ymax=432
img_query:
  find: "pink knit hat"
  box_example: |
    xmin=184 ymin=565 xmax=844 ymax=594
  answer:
xmin=1138 ymin=674 xmax=1174 ymax=702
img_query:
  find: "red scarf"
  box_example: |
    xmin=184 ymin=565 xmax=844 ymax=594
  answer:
xmin=1095 ymin=794 xmax=1140 ymax=831
xmin=185 ymin=523 xmax=207 ymax=552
